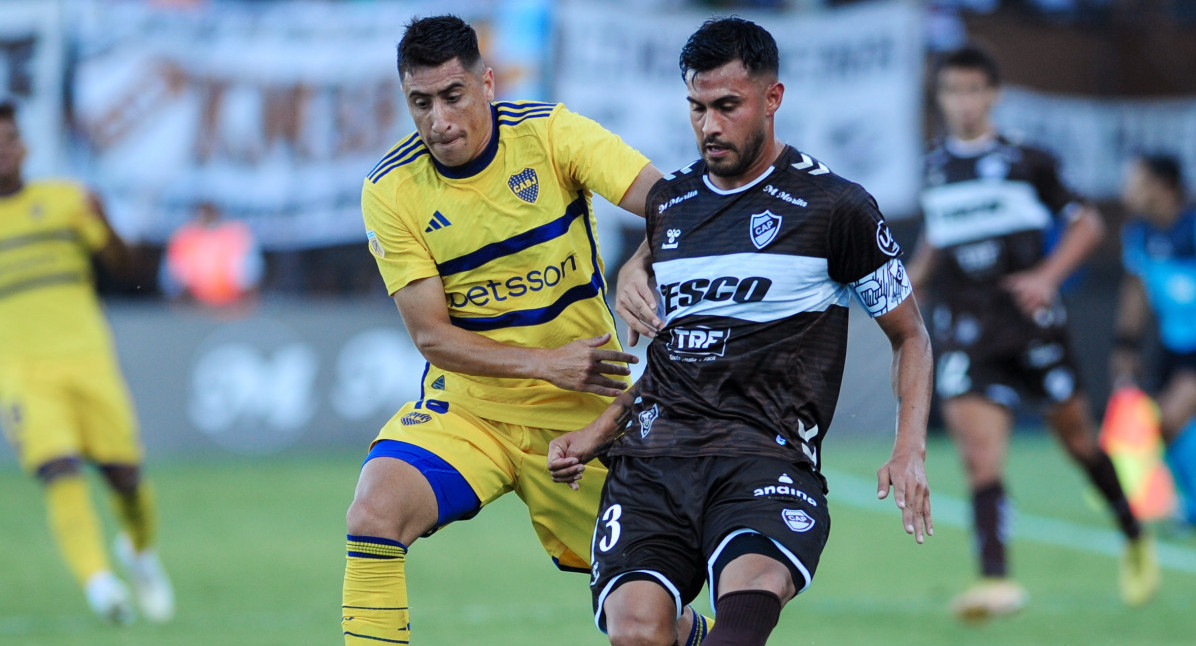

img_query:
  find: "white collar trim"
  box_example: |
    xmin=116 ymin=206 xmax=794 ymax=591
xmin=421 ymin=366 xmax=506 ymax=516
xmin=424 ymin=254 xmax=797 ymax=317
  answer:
xmin=703 ymin=165 xmax=776 ymax=195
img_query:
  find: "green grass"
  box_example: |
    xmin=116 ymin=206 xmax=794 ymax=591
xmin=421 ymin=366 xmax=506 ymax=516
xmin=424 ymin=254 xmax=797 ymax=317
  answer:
xmin=1 ymin=433 xmax=1194 ymax=645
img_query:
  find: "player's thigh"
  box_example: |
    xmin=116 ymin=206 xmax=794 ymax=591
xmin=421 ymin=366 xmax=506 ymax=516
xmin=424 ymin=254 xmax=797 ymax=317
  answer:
xmin=514 ymin=425 xmax=609 ymax=571
xmin=71 ymin=355 xmax=142 ymax=466
xmin=942 ymin=394 xmax=1013 ymax=481
xmin=369 ymin=401 xmax=515 ymax=530
xmin=590 ymin=456 xmax=706 ymax=630
xmin=0 ymin=360 xmax=84 ymax=473
xmin=704 ymin=457 xmax=830 ymax=603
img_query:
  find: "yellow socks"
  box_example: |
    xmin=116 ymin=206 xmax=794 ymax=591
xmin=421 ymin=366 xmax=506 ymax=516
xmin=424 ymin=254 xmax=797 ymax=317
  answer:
xmin=343 ymin=535 xmax=410 ymax=644
xmin=110 ymin=481 xmax=157 ymax=551
xmin=45 ymin=475 xmax=109 ymax=585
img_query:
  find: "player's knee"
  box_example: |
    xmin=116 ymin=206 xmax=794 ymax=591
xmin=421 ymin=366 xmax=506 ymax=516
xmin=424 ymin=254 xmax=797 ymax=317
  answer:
xmin=345 ymin=493 xmax=426 ymax=542
xmin=98 ymin=463 xmax=141 ymax=496
xmin=35 ymin=457 xmax=82 ymax=485
xmin=607 ymin=615 xmax=676 ymax=646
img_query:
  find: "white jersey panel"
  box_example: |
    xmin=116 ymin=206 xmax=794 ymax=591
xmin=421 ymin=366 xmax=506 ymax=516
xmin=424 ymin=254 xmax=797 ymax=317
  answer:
xmin=654 ymin=252 xmax=851 ymax=325
xmin=921 ymin=179 xmax=1052 ymax=248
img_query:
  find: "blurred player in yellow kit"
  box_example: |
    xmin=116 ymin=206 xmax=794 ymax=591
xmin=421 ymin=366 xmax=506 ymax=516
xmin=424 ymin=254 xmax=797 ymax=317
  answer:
xmin=0 ymin=101 xmax=173 ymax=624
xmin=342 ymin=15 xmax=710 ymax=645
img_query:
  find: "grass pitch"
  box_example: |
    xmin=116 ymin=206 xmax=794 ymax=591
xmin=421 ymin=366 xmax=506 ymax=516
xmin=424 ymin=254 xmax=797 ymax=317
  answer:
xmin=1 ymin=433 xmax=1194 ymax=645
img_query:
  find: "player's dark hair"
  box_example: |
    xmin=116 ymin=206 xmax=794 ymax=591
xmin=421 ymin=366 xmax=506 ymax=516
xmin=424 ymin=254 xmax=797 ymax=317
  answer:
xmin=1138 ymin=153 xmax=1184 ymax=195
xmin=937 ymin=45 xmax=1001 ymax=87
xmin=397 ymin=15 xmax=482 ymax=77
xmin=679 ymin=17 xmax=779 ymax=80
xmin=0 ymin=100 xmax=15 ymax=124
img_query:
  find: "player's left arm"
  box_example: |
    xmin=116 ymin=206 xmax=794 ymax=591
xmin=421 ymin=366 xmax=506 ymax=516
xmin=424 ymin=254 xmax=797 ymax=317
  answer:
xmin=86 ymin=190 xmax=135 ymax=280
xmin=548 ymin=381 xmax=642 ymax=490
xmin=873 ymin=296 xmax=934 ymax=544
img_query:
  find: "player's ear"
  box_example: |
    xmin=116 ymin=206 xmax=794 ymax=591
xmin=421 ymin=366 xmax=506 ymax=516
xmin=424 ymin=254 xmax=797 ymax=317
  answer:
xmin=481 ymin=66 xmax=496 ymax=102
xmin=765 ymin=80 xmax=784 ymax=117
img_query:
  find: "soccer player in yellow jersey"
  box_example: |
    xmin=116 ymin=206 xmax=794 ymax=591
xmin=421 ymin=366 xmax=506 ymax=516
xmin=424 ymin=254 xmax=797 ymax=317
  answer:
xmin=342 ymin=15 xmax=711 ymax=645
xmin=0 ymin=101 xmax=173 ymax=624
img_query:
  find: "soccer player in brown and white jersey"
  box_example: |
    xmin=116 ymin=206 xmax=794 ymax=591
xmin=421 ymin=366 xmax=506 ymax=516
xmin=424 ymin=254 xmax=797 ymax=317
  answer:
xmin=548 ymin=18 xmax=933 ymax=646
xmin=906 ymin=45 xmax=1159 ymax=621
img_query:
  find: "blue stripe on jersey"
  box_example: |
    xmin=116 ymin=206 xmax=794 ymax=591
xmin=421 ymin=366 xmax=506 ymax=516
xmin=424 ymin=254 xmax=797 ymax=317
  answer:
xmin=370 ymin=149 xmax=429 ymax=184
xmin=497 ymin=113 xmax=552 ymax=127
xmin=417 ymin=361 xmax=430 ymax=401
xmin=450 ymin=273 xmax=603 ymax=332
xmin=494 ymin=100 xmax=554 ymax=113
xmin=495 ymin=105 xmax=553 ymax=118
xmin=342 ymin=631 xmax=409 ymax=644
xmin=367 ymin=133 xmax=421 ymax=179
xmin=436 ymin=197 xmax=587 ymax=276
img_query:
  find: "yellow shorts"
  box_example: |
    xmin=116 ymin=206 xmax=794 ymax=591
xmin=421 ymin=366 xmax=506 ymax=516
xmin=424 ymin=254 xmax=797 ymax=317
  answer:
xmin=0 ymin=353 xmax=142 ymax=474
xmin=371 ymin=400 xmax=607 ymax=572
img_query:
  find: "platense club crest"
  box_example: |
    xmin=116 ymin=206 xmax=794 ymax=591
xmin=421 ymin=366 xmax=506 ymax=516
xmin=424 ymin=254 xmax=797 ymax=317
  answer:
xmin=508 ymin=168 xmax=539 ymax=203
xmin=750 ymin=210 xmax=782 ymax=249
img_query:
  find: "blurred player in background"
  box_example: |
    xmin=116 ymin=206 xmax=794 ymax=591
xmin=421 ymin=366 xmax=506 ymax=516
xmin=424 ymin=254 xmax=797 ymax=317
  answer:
xmin=159 ymin=200 xmax=264 ymax=308
xmin=549 ymin=18 xmax=932 ymax=646
xmin=907 ymin=46 xmax=1158 ymax=621
xmin=1113 ymin=153 xmax=1196 ymax=529
xmin=341 ymin=15 xmax=710 ymax=645
xmin=0 ymin=101 xmax=173 ymax=624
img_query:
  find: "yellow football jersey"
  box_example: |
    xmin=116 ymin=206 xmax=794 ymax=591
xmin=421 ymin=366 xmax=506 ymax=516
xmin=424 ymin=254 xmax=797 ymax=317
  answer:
xmin=0 ymin=180 xmax=115 ymax=360
xmin=362 ymin=101 xmax=649 ymax=430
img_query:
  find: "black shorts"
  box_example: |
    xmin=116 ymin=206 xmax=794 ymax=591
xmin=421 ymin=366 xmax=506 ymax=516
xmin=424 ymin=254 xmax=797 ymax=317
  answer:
xmin=588 ymin=454 xmax=830 ymax=630
xmin=934 ymin=337 xmax=1082 ymax=410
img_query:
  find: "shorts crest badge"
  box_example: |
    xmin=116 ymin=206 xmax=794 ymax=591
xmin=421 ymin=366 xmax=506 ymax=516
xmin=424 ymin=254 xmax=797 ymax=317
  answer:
xmin=750 ymin=210 xmax=782 ymax=249
xmin=782 ymin=508 xmax=815 ymax=532
xmin=638 ymin=403 xmax=660 ymax=439
xmin=508 ymin=168 xmax=539 ymax=203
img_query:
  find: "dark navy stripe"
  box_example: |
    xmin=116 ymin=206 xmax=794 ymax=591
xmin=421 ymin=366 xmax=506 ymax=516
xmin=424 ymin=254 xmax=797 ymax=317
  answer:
xmin=0 ymin=228 xmax=79 ymax=252
xmin=347 ymin=534 xmax=408 ymax=548
xmin=370 ymin=149 xmax=429 ymax=184
xmin=0 ymin=272 xmax=86 ymax=301
xmin=417 ymin=362 xmax=430 ymax=401
xmin=436 ymin=197 xmax=587 ymax=276
xmin=495 ymin=106 xmax=554 ymax=118
xmin=347 ymin=551 xmax=399 ymax=560
xmin=343 ymin=631 xmax=409 ymax=644
xmin=577 ymin=189 xmax=614 ymax=317
xmin=552 ymin=556 xmax=591 ymax=574
xmin=367 ymin=134 xmax=421 ymax=179
xmin=342 ymin=606 xmax=409 ymax=611
xmin=494 ymin=101 xmax=554 ymax=113
xmin=449 ymin=274 xmax=601 ymax=331
xmin=498 ymin=114 xmax=552 ymax=127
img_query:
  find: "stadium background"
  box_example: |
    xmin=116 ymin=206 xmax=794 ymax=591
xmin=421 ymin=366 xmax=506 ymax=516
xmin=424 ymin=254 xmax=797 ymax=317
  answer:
xmin=2 ymin=0 xmax=1196 ymax=644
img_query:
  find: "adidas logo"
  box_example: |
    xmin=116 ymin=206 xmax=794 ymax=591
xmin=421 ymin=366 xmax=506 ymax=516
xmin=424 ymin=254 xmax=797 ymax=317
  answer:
xmin=431 ymin=375 xmax=445 ymax=390
xmin=425 ymin=211 xmax=452 ymax=232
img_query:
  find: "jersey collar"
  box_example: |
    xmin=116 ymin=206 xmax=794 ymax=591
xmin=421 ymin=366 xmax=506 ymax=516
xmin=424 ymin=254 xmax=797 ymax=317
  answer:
xmin=431 ymin=104 xmax=500 ymax=180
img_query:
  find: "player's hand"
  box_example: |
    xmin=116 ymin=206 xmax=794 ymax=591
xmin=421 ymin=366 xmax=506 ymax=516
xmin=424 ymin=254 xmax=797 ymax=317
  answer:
xmin=541 ymin=333 xmax=637 ymax=397
xmin=615 ymin=257 xmax=662 ymax=347
xmin=877 ymin=448 xmax=933 ymax=544
xmin=548 ymin=427 xmax=602 ymax=490
xmin=1001 ymin=270 xmax=1057 ymax=319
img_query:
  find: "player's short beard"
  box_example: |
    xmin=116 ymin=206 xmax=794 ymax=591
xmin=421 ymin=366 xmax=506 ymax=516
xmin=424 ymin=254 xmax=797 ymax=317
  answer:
xmin=705 ymin=128 xmax=767 ymax=180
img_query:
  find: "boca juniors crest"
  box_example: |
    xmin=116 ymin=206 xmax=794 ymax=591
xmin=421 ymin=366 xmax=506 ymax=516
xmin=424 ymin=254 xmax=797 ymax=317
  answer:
xmin=508 ymin=168 xmax=539 ymax=203
xmin=750 ymin=210 xmax=782 ymax=249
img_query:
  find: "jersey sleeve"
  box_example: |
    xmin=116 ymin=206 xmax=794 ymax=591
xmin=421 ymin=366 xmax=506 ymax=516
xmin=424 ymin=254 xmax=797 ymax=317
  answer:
xmin=361 ymin=179 xmax=438 ymax=296
xmin=826 ymin=183 xmax=903 ymax=284
xmin=72 ymin=186 xmax=111 ymax=252
xmin=1030 ymin=148 xmax=1084 ymax=221
xmin=548 ymin=106 xmax=650 ymax=207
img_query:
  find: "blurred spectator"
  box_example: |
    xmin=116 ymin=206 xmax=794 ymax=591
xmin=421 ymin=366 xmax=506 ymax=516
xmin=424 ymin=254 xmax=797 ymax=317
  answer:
xmin=159 ymin=201 xmax=263 ymax=307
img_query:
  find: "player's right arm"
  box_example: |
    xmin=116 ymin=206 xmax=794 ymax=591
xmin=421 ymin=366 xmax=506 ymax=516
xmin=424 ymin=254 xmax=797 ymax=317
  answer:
xmin=391 ymin=276 xmax=637 ymax=397
xmin=904 ymin=232 xmax=938 ymax=303
xmin=82 ymin=189 xmax=134 ymax=280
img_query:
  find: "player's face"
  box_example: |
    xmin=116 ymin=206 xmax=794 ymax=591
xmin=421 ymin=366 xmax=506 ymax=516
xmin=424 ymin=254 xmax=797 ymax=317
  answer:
xmin=402 ymin=58 xmax=495 ymax=168
xmin=1121 ymin=160 xmax=1166 ymax=224
xmin=0 ymin=118 xmax=26 ymax=184
xmin=686 ymin=60 xmax=782 ymax=184
xmin=936 ymin=67 xmax=999 ymax=140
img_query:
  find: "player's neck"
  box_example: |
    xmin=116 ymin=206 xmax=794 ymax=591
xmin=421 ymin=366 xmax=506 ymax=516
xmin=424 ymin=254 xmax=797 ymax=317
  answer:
xmin=945 ymin=130 xmax=997 ymax=157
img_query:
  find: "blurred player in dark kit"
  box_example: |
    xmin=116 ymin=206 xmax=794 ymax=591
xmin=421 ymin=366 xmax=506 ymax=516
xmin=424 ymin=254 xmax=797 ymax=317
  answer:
xmin=907 ymin=46 xmax=1158 ymax=621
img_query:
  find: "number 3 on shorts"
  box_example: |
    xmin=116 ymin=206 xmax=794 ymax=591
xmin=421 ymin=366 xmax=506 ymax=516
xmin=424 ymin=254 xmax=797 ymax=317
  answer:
xmin=597 ymin=504 xmax=622 ymax=553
